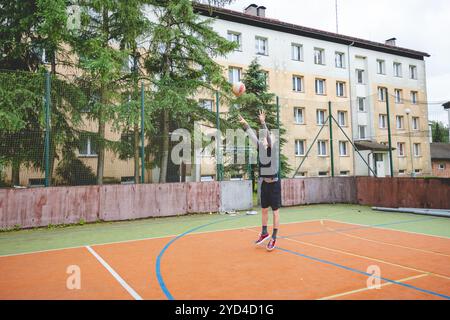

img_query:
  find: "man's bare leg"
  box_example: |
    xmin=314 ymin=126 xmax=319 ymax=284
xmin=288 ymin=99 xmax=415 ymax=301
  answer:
xmin=272 ymin=209 xmax=280 ymax=239
xmin=262 ymin=208 xmax=269 ymax=234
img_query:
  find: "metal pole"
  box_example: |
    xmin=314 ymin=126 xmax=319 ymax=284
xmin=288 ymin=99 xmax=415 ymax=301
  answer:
xmin=386 ymin=89 xmax=395 ymax=177
xmin=328 ymin=101 xmax=335 ymax=177
xmin=335 ymin=0 xmax=339 ymax=34
xmin=140 ymin=82 xmax=145 ymax=184
xmin=216 ymin=91 xmax=222 ymax=181
xmin=276 ymin=96 xmax=281 ymax=178
xmin=44 ymin=72 xmax=51 ymax=187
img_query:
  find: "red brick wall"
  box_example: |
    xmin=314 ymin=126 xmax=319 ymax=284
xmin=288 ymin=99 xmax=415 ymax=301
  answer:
xmin=432 ymin=160 xmax=450 ymax=178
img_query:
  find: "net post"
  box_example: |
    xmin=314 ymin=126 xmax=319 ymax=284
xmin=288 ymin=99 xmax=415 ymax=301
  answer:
xmin=328 ymin=101 xmax=335 ymax=178
xmin=386 ymin=89 xmax=395 ymax=177
xmin=44 ymin=72 xmax=51 ymax=187
xmin=276 ymin=96 xmax=281 ymax=178
xmin=140 ymin=81 xmax=145 ymax=184
xmin=216 ymin=91 xmax=223 ymax=181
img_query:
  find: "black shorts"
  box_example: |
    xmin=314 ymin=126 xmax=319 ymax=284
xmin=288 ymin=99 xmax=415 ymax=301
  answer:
xmin=261 ymin=180 xmax=282 ymax=210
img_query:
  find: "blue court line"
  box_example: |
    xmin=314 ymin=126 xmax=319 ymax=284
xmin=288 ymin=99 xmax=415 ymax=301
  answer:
xmin=279 ymin=217 xmax=436 ymax=239
xmin=277 ymin=247 xmax=450 ymax=300
xmin=155 ymin=216 xmax=247 ymax=300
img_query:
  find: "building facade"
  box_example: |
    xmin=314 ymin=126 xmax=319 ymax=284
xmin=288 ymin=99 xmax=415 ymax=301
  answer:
xmin=431 ymin=143 xmax=450 ymax=178
xmin=195 ymin=3 xmax=432 ymax=179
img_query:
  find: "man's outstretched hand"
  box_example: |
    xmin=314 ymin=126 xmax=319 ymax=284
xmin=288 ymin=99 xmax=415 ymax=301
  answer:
xmin=238 ymin=114 xmax=248 ymax=127
xmin=259 ymin=110 xmax=266 ymax=125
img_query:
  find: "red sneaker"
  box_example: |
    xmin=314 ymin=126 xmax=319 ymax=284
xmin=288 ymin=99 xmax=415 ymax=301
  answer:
xmin=266 ymin=238 xmax=276 ymax=251
xmin=255 ymin=233 xmax=270 ymax=245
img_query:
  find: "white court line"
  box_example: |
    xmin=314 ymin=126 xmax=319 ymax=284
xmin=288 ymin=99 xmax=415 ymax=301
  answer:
xmin=326 ymin=218 xmax=450 ymax=240
xmin=85 ymin=246 xmax=143 ymax=300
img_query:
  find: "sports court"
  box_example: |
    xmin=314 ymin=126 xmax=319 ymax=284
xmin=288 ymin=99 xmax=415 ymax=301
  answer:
xmin=1 ymin=204 xmax=449 ymax=300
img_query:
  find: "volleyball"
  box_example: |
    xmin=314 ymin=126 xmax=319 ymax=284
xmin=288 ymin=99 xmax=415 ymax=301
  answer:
xmin=232 ymin=81 xmax=246 ymax=97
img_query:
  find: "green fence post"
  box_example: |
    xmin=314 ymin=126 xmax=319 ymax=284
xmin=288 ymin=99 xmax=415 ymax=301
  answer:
xmin=140 ymin=82 xmax=145 ymax=184
xmin=328 ymin=101 xmax=335 ymax=178
xmin=216 ymin=91 xmax=223 ymax=181
xmin=386 ymin=89 xmax=394 ymax=177
xmin=44 ymin=72 xmax=51 ymax=187
xmin=276 ymin=96 xmax=281 ymax=178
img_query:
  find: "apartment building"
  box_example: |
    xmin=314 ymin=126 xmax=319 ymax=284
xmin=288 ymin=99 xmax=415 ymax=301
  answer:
xmin=195 ymin=3 xmax=432 ymax=179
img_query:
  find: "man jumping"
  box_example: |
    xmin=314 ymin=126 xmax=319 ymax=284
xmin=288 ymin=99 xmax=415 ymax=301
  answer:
xmin=239 ymin=110 xmax=281 ymax=252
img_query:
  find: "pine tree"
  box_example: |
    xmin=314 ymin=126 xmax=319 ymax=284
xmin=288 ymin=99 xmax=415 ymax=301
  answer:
xmin=228 ymin=58 xmax=291 ymax=189
xmin=0 ymin=0 xmax=84 ymax=186
xmin=144 ymin=0 xmax=236 ymax=183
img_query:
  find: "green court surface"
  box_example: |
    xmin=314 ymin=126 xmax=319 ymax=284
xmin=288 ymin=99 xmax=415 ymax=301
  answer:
xmin=1 ymin=204 xmax=449 ymax=257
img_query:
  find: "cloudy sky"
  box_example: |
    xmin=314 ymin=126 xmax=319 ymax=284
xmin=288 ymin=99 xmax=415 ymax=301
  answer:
xmin=225 ymin=0 xmax=450 ymax=125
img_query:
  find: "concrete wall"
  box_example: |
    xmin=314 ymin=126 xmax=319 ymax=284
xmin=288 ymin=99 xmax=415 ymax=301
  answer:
xmin=0 ymin=186 xmax=100 ymax=229
xmin=220 ymin=180 xmax=253 ymax=212
xmin=357 ymin=177 xmax=450 ymax=209
xmin=2 ymin=177 xmax=449 ymax=230
xmin=0 ymin=182 xmax=223 ymax=229
xmin=282 ymin=177 xmax=357 ymax=207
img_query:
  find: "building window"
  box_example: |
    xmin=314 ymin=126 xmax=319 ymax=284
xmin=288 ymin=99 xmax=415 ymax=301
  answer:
xmin=340 ymin=171 xmax=350 ymax=176
xmin=411 ymin=91 xmax=418 ymax=104
xmin=379 ymin=114 xmax=388 ymax=129
xmin=292 ymin=43 xmax=303 ymax=61
xmin=314 ymin=48 xmax=325 ymax=65
xmin=336 ymin=81 xmax=346 ymax=97
xmin=415 ymin=169 xmax=422 ymax=175
xmin=358 ymin=97 xmax=366 ymax=112
xmin=335 ymin=52 xmax=345 ymax=68
xmin=294 ymin=107 xmax=305 ymax=124
xmin=394 ymin=62 xmax=403 ymax=77
xmin=292 ymin=75 xmax=304 ymax=92
xmin=339 ymin=141 xmax=348 ymax=156
xmin=413 ymin=143 xmax=421 ymax=157
xmin=399 ymin=169 xmax=406 ymax=175
xmin=318 ymin=140 xmax=328 ymax=156
xmin=315 ymin=78 xmax=326 ymax=95
xmin=439 ymin=164 xmax=446 ymax=170
xmin=358 ymin=125 xmax=367 ymax=139
xmin=261 ymin=71 xmax=269 ymax=87
xmin=228 ymin=67 xmax=241 ymax=83
xmin=397 ymin=142 xmax=406 ymax=157
xmin=377 ymin=59 xmax=386 ymax=74
xmin=255 ymin=36 xmax=268 ymax=55
xmin=227 ymin=31 xmax=242 ymax=51
xmin=296 ymin=172 xmax=308 ymax=178
xmin=378 ymin=87 xmax=387 ymax=102
xmin=396 ymin=115 xmax=405 ymax=129
xmin=394 ymin=89 xmax=403 ymax=104
xmin=318 ymin=171 xmax=329 ymax=177
xmin=356 ymin=69 xmax=365 ymax=84
xmin=316 ymin=109 xmax=327 ymax=125
xmin=412 ymin=117 xmax=420 ymax=131
xmin=409 ymin=65 xmax=418 ymax=79
xmin=200 ymin=99 xmax=213 ymax=111
xmin=79 ymin=134 xmax=98 ymax=157
xmin=337 ymin=111 xmax=347 ymax=126
xmin=295 ymin=140 xmax=306 ymax=156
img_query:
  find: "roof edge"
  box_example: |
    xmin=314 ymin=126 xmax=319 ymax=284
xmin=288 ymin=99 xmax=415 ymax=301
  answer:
xmin=194 ymin=3 xmax=430 ymax=60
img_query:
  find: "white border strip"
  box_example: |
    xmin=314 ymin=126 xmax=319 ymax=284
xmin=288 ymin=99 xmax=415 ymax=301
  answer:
xmin=326 ymin=219 xmax=450 ymax=240
xmin=85 ymin=246 xmax=143 ymax=300
xmin=0 ymin=218 xmax=324 ymax=258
